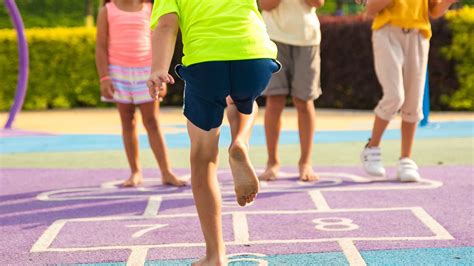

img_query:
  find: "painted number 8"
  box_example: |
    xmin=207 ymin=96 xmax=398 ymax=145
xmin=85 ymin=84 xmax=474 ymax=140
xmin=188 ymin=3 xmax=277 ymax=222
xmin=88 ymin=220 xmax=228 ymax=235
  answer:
xmin=312 ymin=217 xmax=359 ymax=231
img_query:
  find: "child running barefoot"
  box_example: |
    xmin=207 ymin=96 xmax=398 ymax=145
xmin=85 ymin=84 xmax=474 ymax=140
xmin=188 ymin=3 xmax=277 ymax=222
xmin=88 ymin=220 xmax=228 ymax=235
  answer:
xmin=358 ymin=0 xmax=458 ymax=181
xmin=95 ymin=0 xmax=185 ymax=187
xmin=148 ymin=0 xmax=279 ymax=264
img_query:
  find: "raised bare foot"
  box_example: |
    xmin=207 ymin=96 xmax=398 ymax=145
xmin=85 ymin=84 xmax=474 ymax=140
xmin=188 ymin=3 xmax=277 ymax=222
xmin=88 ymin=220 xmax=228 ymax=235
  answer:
xmin=122 ymin=172 xmax=143 ymax=187
xmin=192 ymin=256 xmax=227 ymax=266
xmin=299 ymin=164 xmax=319 ymax=182
xmin=162 ymin=171 xmax=187 ymax=187
xmin=258 ymin=163 xmax=280 ymax=181
xmin=229 ymin=140 xmax=259 ymax=207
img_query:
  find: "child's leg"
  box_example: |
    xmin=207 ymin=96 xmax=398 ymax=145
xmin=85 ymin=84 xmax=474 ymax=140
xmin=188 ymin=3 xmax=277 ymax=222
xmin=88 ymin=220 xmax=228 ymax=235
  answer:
xmin=292 ymin=97 xmax=318 ymax=181
xmin=361 ymin=26 xmax=405 ymax=177
xmin=260 ymin=95 xmax=286 ymax=181
xmin=187 ymin=121 xmax=227 ymax=266
xmin=226 ymin=97 xmax=259 ymax=206
xmin=138 ymin=101 xmax=186 ymax=186
xmin=291 ymin=45 xmax=322 ymax=181
xmin=401 ymin=121 xmax=417 ymax=158
xmin=371 ymin=26 xmax=406 ymax=147
xmin=367 ymin=115 xmax=390 ymax=148
xmin=399 ymin=30 xmax=430 ymax=159
xmin=117 ymin=103 xmax=142 ymax=187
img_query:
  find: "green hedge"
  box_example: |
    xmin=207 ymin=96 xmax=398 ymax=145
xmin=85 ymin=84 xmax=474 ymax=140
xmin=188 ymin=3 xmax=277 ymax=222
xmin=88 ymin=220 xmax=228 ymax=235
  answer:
xmin=0 ymin=27 xmax=103 ymax=110
xmin=0 ymin=0 xmax=101 ymax=29
xmin=0 ymin=8 xmax=473 ymax=111
xmin=441 ymin=7 xmax=474 ymax=110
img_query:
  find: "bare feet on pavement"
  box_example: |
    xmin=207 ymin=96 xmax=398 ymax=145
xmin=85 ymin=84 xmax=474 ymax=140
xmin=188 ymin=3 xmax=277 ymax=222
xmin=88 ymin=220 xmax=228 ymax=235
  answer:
xmin=258 ymin=163 xmax=280 ymax=181
xmin=229 ymin=140 xmax=259 ymax=207
xmin=299 ymin=163 xmax=319 ymax=182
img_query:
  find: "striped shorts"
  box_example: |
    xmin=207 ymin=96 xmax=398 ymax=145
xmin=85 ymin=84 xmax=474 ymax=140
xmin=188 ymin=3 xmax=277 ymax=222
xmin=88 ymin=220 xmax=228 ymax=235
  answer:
xmin=101 ymin=65 xmax=154 ymax=105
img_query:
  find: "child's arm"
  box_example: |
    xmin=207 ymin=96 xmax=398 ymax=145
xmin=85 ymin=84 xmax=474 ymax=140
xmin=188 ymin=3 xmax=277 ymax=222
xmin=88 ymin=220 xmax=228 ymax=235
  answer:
xmin=258 ymin=0 xmax=281 ymax=11
xmin=429 ymin=0 xmax=458 ymax=19
xmin=365 ymin=0 xmax=393 ymax=18
xmin=95 ymin=7 xmax=114 ymax=99
xmin=305 ymin=0 xmax=325 ymax=8
xmin=147 ymin=13 xmax=179 ymax=100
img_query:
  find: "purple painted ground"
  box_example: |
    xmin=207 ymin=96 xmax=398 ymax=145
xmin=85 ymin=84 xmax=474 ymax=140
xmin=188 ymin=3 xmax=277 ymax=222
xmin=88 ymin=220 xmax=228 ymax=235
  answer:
xmin=0 ymin=166 xmax=473 ymax=265
xmin=0 ymin=129 xmax=53 ymax=137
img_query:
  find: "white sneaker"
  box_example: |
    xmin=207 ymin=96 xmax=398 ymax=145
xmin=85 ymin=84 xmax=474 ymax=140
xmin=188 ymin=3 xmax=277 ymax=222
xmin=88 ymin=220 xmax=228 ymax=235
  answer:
xmin=360 ymin=145 xmax=386 ymax=177
xmin=397 ymin=158 xmax=421 ymax=182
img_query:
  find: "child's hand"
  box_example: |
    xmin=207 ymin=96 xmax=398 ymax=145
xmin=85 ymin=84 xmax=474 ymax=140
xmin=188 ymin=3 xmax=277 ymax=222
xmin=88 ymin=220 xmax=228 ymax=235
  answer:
xmin=100 ymin=79 xmax=115 ymax=99
xmin=147 ymin=71 xmax=175 ymax=100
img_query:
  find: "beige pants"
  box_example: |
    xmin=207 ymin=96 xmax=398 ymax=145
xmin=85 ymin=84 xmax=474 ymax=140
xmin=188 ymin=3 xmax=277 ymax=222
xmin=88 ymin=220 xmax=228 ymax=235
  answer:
xmin=372 ymin=25 xmax=430 ymax=123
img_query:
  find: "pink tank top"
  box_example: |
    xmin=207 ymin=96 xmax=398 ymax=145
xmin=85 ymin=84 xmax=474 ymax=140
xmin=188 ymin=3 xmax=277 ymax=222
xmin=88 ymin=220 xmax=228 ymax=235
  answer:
xmin=106 ymin=2 xmax=152 ymax=67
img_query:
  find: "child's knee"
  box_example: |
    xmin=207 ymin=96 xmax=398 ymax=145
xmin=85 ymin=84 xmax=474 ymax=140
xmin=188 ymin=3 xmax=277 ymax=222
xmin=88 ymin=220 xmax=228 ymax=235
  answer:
xmin=191 ymin=146 xmax=218 ymax=164
xmin=375 ymin=93 xmax=405 ymax=120
xmin=401 ymin=108 xmax=423 ymax=123
xmin=293 ymin=97 xmax=314 ymax=113
xmin=143 ymin=116 xmax=159 ymax=132
xmin=121 ymin=116 xmax=137 ymax=131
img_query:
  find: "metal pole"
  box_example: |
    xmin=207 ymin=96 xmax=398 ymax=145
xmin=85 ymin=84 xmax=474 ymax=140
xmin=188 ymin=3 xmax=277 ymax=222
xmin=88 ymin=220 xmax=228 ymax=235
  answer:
xmin=4 ymin=0 xmax=29 ymax=129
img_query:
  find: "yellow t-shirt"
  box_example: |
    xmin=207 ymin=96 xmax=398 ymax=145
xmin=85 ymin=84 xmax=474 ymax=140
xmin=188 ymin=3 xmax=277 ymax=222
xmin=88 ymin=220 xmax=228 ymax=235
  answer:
xmin=150 ymin=0 xmax=277 ymax=66
xmin=372 ymin=0 xmax=432 ymax=38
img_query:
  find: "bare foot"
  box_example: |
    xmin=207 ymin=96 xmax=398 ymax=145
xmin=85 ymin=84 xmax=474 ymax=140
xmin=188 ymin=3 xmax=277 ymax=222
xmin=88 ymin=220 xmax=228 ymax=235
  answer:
xmin=258 ymin=163 xmax=280 ymax=181
xmin=122 ymin=172 xmax=143 ymax=187
xmin=192 ymin=256 xmax=227 ymax=266
xmin=299 ymin=164 xmax=319 ymax=182
xmin=229 ymin=140 xmax=259 ymax=207
xmin=162 ymin=171 xmax=187 ymax=187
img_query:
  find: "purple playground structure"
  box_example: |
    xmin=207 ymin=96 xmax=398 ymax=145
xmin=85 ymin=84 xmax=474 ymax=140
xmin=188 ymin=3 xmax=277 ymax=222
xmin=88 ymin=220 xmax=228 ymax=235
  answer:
xmin=3 ymin=0 xmax=29 ymax=129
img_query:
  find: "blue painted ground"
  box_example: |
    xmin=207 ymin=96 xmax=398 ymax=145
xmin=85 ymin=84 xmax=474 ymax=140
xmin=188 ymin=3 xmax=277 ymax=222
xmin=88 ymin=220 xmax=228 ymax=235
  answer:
xmin=76 ymin=247 xmax=473 ymax=265
xmin=1 ymin=121 xmax=473 ymax=153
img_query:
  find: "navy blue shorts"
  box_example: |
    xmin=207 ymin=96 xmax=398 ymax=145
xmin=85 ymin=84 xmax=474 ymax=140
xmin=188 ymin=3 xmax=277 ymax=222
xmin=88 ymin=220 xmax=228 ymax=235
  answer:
xmin=175 ymin=59 xmax=281 ymax=131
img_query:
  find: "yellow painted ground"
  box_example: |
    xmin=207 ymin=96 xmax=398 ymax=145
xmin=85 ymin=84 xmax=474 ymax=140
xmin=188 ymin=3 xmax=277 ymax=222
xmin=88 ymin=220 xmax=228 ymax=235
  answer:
xmin=0 ymin=108 xmax=472 ymax=135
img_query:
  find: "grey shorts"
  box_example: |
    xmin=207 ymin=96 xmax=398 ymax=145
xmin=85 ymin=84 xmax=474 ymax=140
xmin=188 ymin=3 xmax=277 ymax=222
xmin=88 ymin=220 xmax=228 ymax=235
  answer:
xmin=263 ymin=41 xmax=322 ymax=101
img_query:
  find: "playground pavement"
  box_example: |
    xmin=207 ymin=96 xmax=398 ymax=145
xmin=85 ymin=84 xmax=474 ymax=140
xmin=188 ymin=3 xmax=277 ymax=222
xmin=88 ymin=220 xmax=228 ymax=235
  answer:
xmin=0 ymin=108 xmax=473 ymax=265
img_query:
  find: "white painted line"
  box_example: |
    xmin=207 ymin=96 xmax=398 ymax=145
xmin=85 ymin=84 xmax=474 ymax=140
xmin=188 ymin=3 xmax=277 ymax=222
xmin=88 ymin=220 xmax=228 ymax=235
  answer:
xmin=126 ymin=224 xmax=168 ymax=238
xmin=127 ymin=247 xmax=148 ymax=266
xmin=228 ymin=252 xmax=267 ymax=258
xmin=228 ymin=258 xmax=268 ymax=265
xmin=30 ymin=220 xmax=66 ymax=252
xmin=309 ymin=190 xmax=331 ymax=210
xmin=38 ymin=206 xmax=429 ymax=222
xmin=143 ymin=196 xmax=162 ymax=217
xmin=338 ymin=239 xmax=367 ymax=266
xmin=37 ymin=235 xmax=450 ymax=253
xmin=232 ymin=213 xmax=250 ymax=244
xmin=411 ymin=207 xmax=454 ymax=240
xmin=35 ymin=170 xmax=443 ymax=202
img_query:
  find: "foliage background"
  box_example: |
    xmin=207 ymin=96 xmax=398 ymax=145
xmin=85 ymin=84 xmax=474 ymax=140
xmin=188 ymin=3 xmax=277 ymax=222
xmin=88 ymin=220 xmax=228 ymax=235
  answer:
xmin=0 ymin=1 xmax=472 ymax=111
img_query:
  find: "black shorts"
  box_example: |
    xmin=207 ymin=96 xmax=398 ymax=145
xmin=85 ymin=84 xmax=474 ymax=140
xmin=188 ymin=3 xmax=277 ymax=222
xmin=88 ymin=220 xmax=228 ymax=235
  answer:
xmin=175 ymin=59 xmax=281 ymax=131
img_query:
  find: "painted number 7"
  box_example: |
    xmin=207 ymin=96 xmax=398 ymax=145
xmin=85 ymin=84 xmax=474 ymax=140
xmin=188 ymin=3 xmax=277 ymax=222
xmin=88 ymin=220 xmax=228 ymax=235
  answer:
xmin=126 ymin=224 xmax=169 ymax=238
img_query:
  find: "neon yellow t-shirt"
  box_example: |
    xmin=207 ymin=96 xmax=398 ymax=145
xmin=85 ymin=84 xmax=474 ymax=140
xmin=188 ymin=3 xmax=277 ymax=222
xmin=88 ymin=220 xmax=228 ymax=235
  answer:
xmin=150 ymin=0 xmax=277 ymax=66
xmin=372 ymin=0 xmax=432 ymax=38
